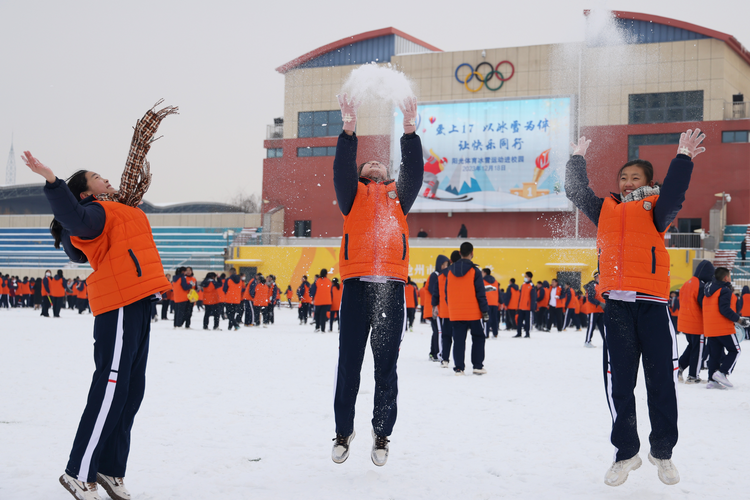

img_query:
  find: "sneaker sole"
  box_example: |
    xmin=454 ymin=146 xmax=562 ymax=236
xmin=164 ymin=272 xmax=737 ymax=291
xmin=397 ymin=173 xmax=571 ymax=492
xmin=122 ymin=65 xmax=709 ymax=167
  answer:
xmin=605 ymin=456 xmax=642 ymax=487
xmin=96 ymin=475 xmax=129 ymax=500
xmin=648 ymin=454 xmax=680 ymax=485
xmin=60 ymin=475 xmax=98 ymax=500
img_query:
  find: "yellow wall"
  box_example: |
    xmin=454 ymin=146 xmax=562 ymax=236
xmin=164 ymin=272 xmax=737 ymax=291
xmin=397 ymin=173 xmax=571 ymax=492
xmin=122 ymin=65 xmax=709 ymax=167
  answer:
xmin=232 ymin=245 xmax=697 ymax=292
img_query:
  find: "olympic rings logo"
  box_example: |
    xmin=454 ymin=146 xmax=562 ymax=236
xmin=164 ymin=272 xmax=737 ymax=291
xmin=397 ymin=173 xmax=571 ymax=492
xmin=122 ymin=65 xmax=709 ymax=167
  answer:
xmin=454 ymin=61 xmax=515 ymax=93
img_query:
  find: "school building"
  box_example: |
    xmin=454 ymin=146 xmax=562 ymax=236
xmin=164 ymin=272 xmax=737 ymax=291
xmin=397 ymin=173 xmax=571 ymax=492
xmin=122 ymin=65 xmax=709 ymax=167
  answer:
xmin=262 ymin=10 xmax=750 ymax=245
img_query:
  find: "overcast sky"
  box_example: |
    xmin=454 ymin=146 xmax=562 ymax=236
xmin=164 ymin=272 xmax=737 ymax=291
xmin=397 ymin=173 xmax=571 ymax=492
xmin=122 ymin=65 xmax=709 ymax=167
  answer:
xmin=1 ymin=0 xmax=746 ymax=205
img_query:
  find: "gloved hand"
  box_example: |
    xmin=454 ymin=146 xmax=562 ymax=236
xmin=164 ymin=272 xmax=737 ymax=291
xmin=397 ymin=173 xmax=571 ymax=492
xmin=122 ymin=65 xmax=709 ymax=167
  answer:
xmin=740 ymin=317 xmax=750 ymax=328
xmin=482 ymin=311 xmax=490 ymax=322
xmin=336 ymin=93 xmax=361 ymax=133
xmin=570 ymin=136 xmax=591 ymax=157
xmin=399 ymin=96 xmax=418 ymax=134
xmin=677 ymin=128 xmax=706 ymax=159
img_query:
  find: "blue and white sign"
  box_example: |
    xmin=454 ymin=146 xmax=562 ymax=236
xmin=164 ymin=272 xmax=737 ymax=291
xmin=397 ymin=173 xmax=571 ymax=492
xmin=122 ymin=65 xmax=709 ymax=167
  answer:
xmin=392 ymin=97 xmax=573 ymax=212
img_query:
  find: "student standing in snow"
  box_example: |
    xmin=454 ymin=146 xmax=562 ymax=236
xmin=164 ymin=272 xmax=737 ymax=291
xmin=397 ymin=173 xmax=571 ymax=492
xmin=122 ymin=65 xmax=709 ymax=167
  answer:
xmin=582 ymin=271 xmax=605 ymax=347
xmin=668 ymin=291 xmax=680 ymax=333
xmin=330 ymin=94 xmax=422 ymax=467
xmin=512 ymin=271 xmax=536 ymax=338
xmin=565 ymin=129 xmax=706 ymax=487
xmin=310 ymin=269 xmax=333 ymax=332
xmin=428 ymin=255 xmax=449 ymax=361
xmin=534 ymin=281 xmax=548 ymax=330
xmin=677 ymin=261 xmax=714 ymax=383
xmin=701 ymin=267 xmax=749 ymax=389
xmin=741 ymin=285 xmax=750 ymax=340
xmin=22 ymin=98 xmax=176 ymax=500
xmin=446 ymin=242 xmax=489 ymax=374
xmin=482 ymin=268 xmax=500 ymax=338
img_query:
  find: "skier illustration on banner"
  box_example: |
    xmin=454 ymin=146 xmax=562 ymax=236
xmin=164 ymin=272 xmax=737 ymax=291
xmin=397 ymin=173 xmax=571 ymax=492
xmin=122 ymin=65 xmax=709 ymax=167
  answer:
xmin=510 ymin=149 xmax=551 ymax=199
xmin=420 ymin=145 xmax=473 ymax=202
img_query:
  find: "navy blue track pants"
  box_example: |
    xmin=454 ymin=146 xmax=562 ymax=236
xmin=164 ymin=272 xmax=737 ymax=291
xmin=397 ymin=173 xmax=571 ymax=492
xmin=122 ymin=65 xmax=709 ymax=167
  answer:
xmin=585 ymin=312 xmax=604 ymax=343
xmin=707 ymin=335 xmax=741 ymax=379
xmin=66 ymin=296 xmax=153 ymax=482
xmin=438 ymin=317 xmax=452 ymax=362
xmin=429 ymin=318 xmax=439 ymax=358
xmin=516 ymin=310 xmax=531 ymax=336
xmin=452 ymin=319 xmax=485 ymax=371
xmin=678 ymin=333 xmax=705 ymax=378
xmin=334 ymin=279 xmax=406 ymax=437
xmin=485 ymin=305 xmax=499 ymax=337
xmin=603 ymin=300 xmax=679 ymax=461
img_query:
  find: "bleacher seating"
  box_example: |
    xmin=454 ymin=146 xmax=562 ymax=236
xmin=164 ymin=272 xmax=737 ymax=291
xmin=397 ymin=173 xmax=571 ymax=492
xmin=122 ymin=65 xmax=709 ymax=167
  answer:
xmin=0 ymin=227 xmax=241 ymax=271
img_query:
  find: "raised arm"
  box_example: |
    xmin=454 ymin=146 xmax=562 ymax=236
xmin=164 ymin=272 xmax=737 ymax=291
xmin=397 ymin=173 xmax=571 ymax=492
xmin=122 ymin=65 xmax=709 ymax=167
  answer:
xmin=564 ymin=137 xmax=604 ymax=226
xmin=395 ymin=97 xmax=424 ymax=215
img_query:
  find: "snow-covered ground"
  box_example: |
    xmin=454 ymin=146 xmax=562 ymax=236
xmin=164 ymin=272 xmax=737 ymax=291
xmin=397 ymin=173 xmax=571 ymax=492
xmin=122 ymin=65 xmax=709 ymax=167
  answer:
xmin=1 ymin=305 xmax=749 ymax=499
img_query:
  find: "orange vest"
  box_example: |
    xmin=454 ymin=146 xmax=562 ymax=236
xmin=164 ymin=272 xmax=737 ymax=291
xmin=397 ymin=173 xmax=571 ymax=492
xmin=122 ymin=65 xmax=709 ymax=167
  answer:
xmin=286 ymin=289 xmax=293 ymax=300
xmin=669 ymin=299 xmax=680 ymax=317
xmin=49 ymin=276 xmax=66 ymax=298
xmin=254 ymin=284 xmax=270 ymax=306
xmin=41 ymin=278 xmax=49 ymax=297
xmin=314 ymin=278 xmax=333 ymax=306
xmin=537 ymin=287 xmax=549 ymax=308
xmin=79 ymin=282 xmax=88 ymax=300
xmin=742 ymin=293 xmax=750 ymax=316
xmin=437 ymin=272 xmax=450 ymax=319
xmin=518 ymin=282 xmax=535 ymax=311
xmin=508 ymin=286 xmax=520 ymax=309
xmin=553 ymin=287 xmax=564 ymax=308
xmin=405 ymin=283 xmax=417 ymax=309
xmin=70 ymin=201 xmax=170 ymax=316
xmin=677 ymin=277 xmax=703 ymax=335
xmin=571 ymin=294 xmax=580 ymax=314
xmin=331 ymin=285 xmax=342 ymax=312
xmin=172 ymin=277 xmax=190 ymax=303
xmin=224 ymin=277 xmax=242 ymax=304
xmin=300 ymin=283 xmax=312 ymax=304
xmin=340 ymin=182 xmax=409 ymax=281
xmin=421 ymin=285 xmax=433 ymax=318
xmin=484 ymin=279 xmax=499 ymax=307
xmin=703 ymin=289 xmax=737 ymax=337
xmin=597 ymin=195 xmax=670 ymax=299
xmin=446 ymin=265 xmax=482 ymax=321
xmin=203 ymin=282 xmax=220 ymax=306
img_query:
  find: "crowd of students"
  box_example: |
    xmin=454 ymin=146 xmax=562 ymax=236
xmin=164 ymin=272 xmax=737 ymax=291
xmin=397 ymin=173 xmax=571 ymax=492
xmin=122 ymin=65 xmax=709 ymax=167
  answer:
xmin=0 ymin=270 xmax=90 ymax=315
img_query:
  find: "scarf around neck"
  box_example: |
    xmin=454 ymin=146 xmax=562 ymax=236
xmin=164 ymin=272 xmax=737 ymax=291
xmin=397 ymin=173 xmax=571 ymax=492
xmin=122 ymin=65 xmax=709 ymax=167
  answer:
xmin=621 ymin=185 xmax=660 ymax=203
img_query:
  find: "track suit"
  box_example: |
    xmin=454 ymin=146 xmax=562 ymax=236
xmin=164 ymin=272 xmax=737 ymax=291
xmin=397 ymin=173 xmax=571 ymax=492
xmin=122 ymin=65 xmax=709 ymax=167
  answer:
xmin=297 ymin=280 xmax=312 ymax=323
xmin=514 ymin=280 xmax=537 ymax=337
xmin=172 ymin=274 xmax=192 ymax=327
xmin=44 ymin=177 xmax=169 ymax=483
xmin=222 ymin=275 xmax=243 ymax=329
xmin=566 ymin=152 xmax=694 ymax=462
xmin=429 ymin=255 xmax=452 ymax=362
xmin=740 ymin=286 xmax=750 ymax=340
xmin=48 ymin=275 xmax=67 ymax=317
xmin=405 ymin=282 xmax=418 ymax=329
xmin=310 ymin=277 xmax=333 ymax=331
xmin=329 ymin=284 xmax=342 ymax=331
xmin=669 ymin=296 xmax=680 ymax=332
xmin=677 ymin=261 xmax=714 ymax=378
xmin=583 ymin=280 xmax=605 ymax=343
xmin=535 ymin=284 xmax=548 ymax=330
xmin=505 ymin=283 xmax=519 ymax=330
xmin=483 ymin=275 xmax=500 ymax=338
xmin=701 ymin=278 xmax=742 ymax=381
xmin=446 ymin=259 xmax=488 ymax=372
xmin=332 ymin=129 xmax=422 ymax=438
xmin=546 ymin=285 xmax=563 ymax=331
xmin=201 ymin=278 xmax=222 ymax=330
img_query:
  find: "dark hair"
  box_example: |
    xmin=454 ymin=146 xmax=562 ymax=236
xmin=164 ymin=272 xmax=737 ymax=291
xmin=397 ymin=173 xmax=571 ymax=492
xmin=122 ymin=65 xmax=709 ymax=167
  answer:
xmin=320 ymin=268 xmax=328 ymax=278
xmin=482 ymin=268 xmax=492 ymax=275
xmin=525 ymin=271 xmax=533 ymax=278
xmin=510 ymin=278 xmax=516 ymax=284
xmin=50 ymin=170 xmax=90 ymax=249
xmin=617 ymin=160 xmax=654 ymax=185
xmin=450 ymin=250 xmax=461 ymax=263
xmin=715 ymin=267 xmax=731 ymax=281
xmin=459 ymin=242 xmax=473 ymax=257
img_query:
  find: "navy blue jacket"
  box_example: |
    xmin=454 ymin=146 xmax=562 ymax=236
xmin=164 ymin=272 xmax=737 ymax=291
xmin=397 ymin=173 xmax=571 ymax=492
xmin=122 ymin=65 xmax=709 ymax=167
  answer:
xmin=444 ymin=258 xmax=488 ymax=314
xmin=333 ymin=131 xmax=424 ymax=217
xmin=536 ymin=285 xmax=546 ymax=304
xmin=701 ymin=279 xmax=740 ymax=323
xmin=429 ymin=255 xmax=450 ymax=307
xmin=565 ymin=154 xmax=694 ymax=232
xmin=43 ymin=178 xmax=107 ymax=263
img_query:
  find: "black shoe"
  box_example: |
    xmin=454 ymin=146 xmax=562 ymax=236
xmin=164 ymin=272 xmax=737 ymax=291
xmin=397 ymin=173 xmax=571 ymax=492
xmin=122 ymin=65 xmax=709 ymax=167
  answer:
xmin=524 ymin=335 xmax=530 ymax=338
xmin=512 ymin=334 xmax=522 ymax=338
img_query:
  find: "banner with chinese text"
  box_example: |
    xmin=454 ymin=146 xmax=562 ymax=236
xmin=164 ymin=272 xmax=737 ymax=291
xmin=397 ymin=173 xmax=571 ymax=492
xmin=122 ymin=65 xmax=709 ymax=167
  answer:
xmin=392 ymin=97 xmax=573 ymax=212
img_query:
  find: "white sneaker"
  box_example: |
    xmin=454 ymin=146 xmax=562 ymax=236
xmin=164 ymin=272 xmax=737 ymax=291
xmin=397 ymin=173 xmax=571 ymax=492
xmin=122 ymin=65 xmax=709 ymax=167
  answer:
xmin=473 ymin=368 xmax=487 ymax=375
xmin=712 ymin=371 xmax=733 ymax=388
xmin=648 ymin=453 xmax=680 ymax=485
xmin=59 ymin=473 xmax=102 ymax=500
xmin=96 ymin=474 xmax=130 ymax=500
xmin=332 ymin=431 xmax=355 ymax=464
xmin=371 ymin=429 xmax=390 ymax=466
xmin=706 ymin=381 xmax=727 ymax=390
xmin=454 ymin=369 xmax=465 ymax=376
xmin=677 ymin=368 xmax=684 ymax=382
xmin=584 ymin=342 xmax=596 ymax=348
xmin=440 ymin=360 xmax=450 ymax=368
xmin=604 ymin=454 xmax=642 ymax=487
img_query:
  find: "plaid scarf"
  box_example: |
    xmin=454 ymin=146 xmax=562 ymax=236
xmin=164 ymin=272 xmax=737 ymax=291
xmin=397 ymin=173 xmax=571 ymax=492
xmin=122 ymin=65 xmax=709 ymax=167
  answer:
xmin=97 ymin=99 xmax=178 ymax=207
xmin=621 ymin=185 xmax=660 ymax=203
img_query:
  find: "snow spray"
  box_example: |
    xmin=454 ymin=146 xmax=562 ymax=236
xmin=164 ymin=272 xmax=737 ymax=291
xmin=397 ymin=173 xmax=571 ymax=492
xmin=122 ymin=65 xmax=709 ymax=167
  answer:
xmin=340 ymin=62 xmax=416 ymax=107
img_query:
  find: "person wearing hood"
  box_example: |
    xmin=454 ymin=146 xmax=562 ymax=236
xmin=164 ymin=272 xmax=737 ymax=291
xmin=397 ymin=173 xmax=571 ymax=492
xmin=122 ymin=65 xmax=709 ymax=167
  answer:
xmin=431 ymin=252 xmax=458 ymax=367
xmin=330 ymin=94 xmax=423 ymax=467
xmin=445 ymin=242 xmax=489 ymax=375
xmin=677 ymin=260 xmax=714 ymax=384
xmin=582 ymin=271 xmax=605 ymax=347
xmin=482 ymin=268 xmax=500 ymax=338
xmin=534 ymin=281 xmax=548 ymax=331
xmin=700 ymin=267 xmax=749 ymax=389
xmin=741 ymin=285 xmax=750 ymax=340
xmin=428 ymin=254 xmax=451 ymax=363
xmin=297 ymin=275 xmax=312 ymax=325
xmin=565 ymin=129 xmax=706 ymax=487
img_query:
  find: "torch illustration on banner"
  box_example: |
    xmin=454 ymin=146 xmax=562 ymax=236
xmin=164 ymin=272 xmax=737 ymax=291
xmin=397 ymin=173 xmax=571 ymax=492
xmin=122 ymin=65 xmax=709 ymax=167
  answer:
xmin=510 ymin=149 xmax=551 ymax=199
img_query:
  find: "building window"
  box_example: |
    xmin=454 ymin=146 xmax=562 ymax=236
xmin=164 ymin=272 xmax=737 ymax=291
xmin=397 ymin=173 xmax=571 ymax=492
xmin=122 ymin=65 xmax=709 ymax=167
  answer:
xmin=628 ymin=91 xmax=703 ymax=124
xmin=722 ymin=130 xmax=749 ymax=143
xmin=298 ymin=111 xmax=343 ymax=138
xmin=294 ymin=220 xmax=312 ymax=237
xmin=627 ymin=133 xmax=681 ymax=160
xmin=266 ymin=148 xmax=283 ymax=158
xmin=297 ymin=146 xmax=337 ymax=157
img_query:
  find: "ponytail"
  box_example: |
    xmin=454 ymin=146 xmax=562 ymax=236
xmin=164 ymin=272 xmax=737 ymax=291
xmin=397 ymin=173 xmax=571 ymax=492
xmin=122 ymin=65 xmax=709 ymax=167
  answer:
xmin=49 ymin=170 xmax=89 ymax=249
